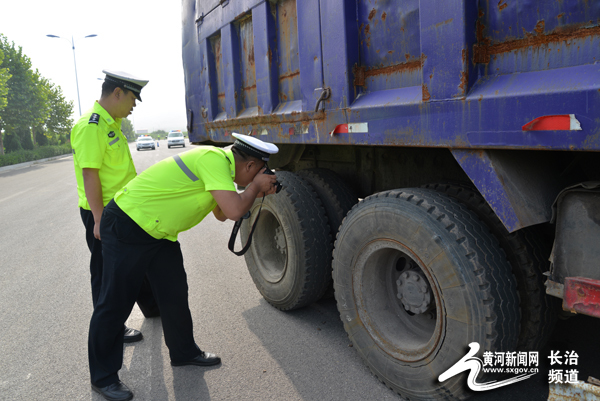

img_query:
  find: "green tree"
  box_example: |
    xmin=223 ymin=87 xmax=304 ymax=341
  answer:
xmin=0 ymin=35 xmax=45 ymax=152
xmin=121 ymin=118 xmax=136 ymax=142
xmin=42 ymin=81 xmax=73 ymax=145
xmin=0 ymin=48 xmax=12 ymax=155
xmin=30 ymin=74 xmax=51 ymax=147
xmin=0 ymin=34 xmax=73 ymax=154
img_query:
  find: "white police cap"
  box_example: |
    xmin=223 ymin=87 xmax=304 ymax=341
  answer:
xmin=232 ymin=133 xmax=278 ymax=161
xmin=102 ymin=69 xmax=148 ymax=101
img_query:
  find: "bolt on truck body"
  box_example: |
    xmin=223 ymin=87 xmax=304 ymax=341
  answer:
xmin=182 ymin=0 xmax=600 ymax=399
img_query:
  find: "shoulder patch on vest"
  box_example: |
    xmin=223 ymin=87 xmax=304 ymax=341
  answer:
xmin=89 ymin=113 xmax=100 ymax=125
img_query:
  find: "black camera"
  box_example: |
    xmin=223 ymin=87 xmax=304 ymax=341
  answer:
xmin=263 ymin=167 xmax=282 ymax=193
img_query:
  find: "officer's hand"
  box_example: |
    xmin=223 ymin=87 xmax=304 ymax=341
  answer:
xmin=252 ymin=168 xmax=277 ymax=194
xmin=93 ymin=222 xmax=101 ymax=241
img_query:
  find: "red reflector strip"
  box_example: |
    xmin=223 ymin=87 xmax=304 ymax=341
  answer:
xmin=522 ymin=114 xmax=582 ymax=131
xmin=330 ymin=123 xmax=368 ymax=136
xmin=563 ymin=277 xmax=600 ymax=319
xmin=330 ymin=124 xmax=348 ymax=135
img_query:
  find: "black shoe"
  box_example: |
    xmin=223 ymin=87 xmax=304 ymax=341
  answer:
xmin=91 ymin=380 xmax=133 ymax=401
xmin=123 ymin=327 xmax=143 ymax=343
xmin=171 ymin=351 xmax=221 ymax=367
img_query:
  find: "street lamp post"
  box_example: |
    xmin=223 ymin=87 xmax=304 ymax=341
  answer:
xmin=46 ymin=34 xmax=97 ymax=116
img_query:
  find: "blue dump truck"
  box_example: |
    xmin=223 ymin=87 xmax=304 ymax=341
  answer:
xmin=182 ymin=1 xmax=600 ymax=399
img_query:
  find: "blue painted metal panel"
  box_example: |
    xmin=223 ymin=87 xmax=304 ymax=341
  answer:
xmin=205 ymin=36 xmax=221 ymax=120
xmin=297 ymin=0 xmax=324 ymax=112
xmin=476 ymin=0 xmax=600 ymax=75
xmin=197 ymin=0 xmax=263 ymax=43
xmin=484 ymin=0 xmax=600 ymax=43
xmin=275 ymin=0 xmax=301 ymax=105
xmin=420 ymin=0 xmax=478 ymax=100
xmin=236 ymin=15 xmax=258 ymax=113
xmin=222 ymin=23 xmax=242 ymax=118
xmin=252 ymin=2 xmax=278 ymax=115
xmin=320 ymin=0 xmax=360 ymax=109
xmin=451 ymin=149 xmax=521 ymax=232
xmin=356 ymin=0 xmax=422 ymax=92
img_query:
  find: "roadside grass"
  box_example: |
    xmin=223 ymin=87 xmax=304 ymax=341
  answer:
xmin=0 ymin=145 xmax=72 ymax=167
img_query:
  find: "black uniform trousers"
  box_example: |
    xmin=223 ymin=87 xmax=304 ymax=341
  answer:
xmin=80 ymin=208 xmax=159 ymax=315
xmin=88 ymin=200 xmax=201 ymax=387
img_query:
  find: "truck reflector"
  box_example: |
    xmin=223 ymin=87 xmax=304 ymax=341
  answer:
xmin=522 ymin=114 xmax=582 ymax=131
xmin=330 ymin=123 xmax=369 ymax=136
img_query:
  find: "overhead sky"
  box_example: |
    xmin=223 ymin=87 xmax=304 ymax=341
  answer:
xmin=0 ymin=0 xmax=187 ymax=132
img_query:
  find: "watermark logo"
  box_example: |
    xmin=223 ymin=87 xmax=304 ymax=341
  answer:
xmin=548 ymin=350 xmax=579 ymax=384
xmin=439 ymin=343 xmax=538 ymax=391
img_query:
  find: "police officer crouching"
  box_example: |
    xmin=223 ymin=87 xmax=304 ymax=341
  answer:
xmin=89 ymin=134 xmax=279 ymax=401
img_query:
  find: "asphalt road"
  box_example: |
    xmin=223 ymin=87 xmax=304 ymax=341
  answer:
xmin=0 ymin=139 xmax=598 ymax=401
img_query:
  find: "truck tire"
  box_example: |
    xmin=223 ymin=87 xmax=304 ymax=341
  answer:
xmin=332 ymin=188 xmax=520 ymax=400
xmin=296 ymin=168 xmax=358 ymax=298
xmin=423 ymin=182 xmax=557 ymax=351
xmin=241 ymin=171 xmax=332 ymax=310
xmin=297 ymin=168 xmax=358 ymax=237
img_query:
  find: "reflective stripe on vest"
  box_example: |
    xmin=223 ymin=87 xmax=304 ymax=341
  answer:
xmin=173 ymin=154 xmax=199 ymax=182
xmin=109 ymin=136 xmax=120 ymax=146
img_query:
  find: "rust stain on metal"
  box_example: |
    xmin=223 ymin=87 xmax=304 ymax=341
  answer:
xmin=353 ymin=64 xmax=365 ymax=87
xmin=204 ymin=110 xmax=325 ymax=133
xmin=234 ymin=12 xmax=251 ymax=21
xmin=534 ymin=20 xmax=545 ymax=35
xmin=368 ymin=8 xmax=377 ymax=21
xmin=557 ymin=13 xmax=565 ymax=19
xmin=243 ymin=84 xmax=256 ymax=92
xmin=353 ymin=56 xmax=424 ymax=87
xmin=422 ymin=84 xmax=431 ymax=102
xmin=381 ymin=12 xmax=387 ymax=22
xmin=365 ymin=24 xmax=370 ymax=35
xmin=474 ymin=24 xmax=600 ymax=64
xmin=498 ymin=1 xmax=508 ymax=11
xmin=279 ymin=70 xmax=300 ymax=81
xmin=388 ymin=50 xmax=394 ymax=54
xmin=459 ymin=71 xmax=468 ymax=93
xmin=435 ymin=18 xmax=453 ymax=28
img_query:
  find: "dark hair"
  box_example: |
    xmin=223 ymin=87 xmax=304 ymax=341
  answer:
xmin=101 ymin=81 xmax=131 ymax=99
xmin=232 ymin=146 xmax=261 ymax=163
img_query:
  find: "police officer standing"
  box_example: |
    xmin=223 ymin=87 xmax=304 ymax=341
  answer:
xmin=88 ymin=134 xmax=279 ymax=400
xmin=71 ymin=70 xmax=159 ymax=345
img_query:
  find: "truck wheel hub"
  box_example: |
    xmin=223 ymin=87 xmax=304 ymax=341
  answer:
xmin=274 ymin=226 xmax=286 ymax=254
xmin=396 ymin=270 xmax=433 ymax=314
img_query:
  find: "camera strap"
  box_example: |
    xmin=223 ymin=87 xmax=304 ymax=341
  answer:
xmin=228 ymin=195 xmax=265 ymax=256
